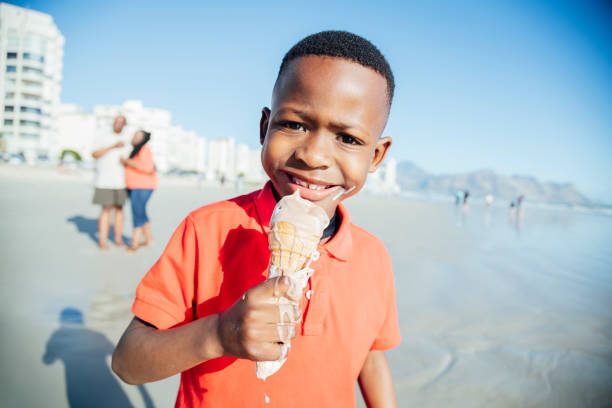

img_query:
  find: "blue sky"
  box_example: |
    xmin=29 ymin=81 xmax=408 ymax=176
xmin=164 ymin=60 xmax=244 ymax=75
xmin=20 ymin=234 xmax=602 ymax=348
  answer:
xmin=8 ymin=0 xmax=612 ymax=202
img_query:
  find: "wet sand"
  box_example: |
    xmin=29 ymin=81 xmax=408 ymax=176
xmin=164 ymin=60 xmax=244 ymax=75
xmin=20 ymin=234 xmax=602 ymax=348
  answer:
xmin=1 ymin=164 xmax=611 ymax=407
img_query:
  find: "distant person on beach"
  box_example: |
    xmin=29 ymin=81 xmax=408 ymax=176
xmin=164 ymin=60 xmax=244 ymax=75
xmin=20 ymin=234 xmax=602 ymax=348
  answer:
xmin=120 ymin=130 xmax=157 ymax=251
xmin=455 ymin=190 xmax=463 ymax=206
xmin=91 ymin=115 xmax=130 ymax=250
xmin=112 ymin=31 xmax=400 ymax=407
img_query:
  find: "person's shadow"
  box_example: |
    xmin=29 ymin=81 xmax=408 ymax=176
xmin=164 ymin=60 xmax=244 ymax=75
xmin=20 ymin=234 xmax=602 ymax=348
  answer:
xmin=67 ymin=215 xmax=129 ymax=246
xmin=43 ymin=307 xmax=154 ymax=408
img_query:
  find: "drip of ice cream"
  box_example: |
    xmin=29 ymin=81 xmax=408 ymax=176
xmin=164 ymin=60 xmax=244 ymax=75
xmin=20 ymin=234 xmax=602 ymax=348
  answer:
xmin=256 ymin=190 xmax=329 ymax=380
xmin=332 ymin=185 xmax=355 ymax=201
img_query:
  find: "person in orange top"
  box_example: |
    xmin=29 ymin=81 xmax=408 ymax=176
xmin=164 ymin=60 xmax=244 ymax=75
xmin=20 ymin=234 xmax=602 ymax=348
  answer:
xmin=112 ymin=31 xmax=400 ymax=407
xmin=120 ymin=130 xmax=158 ymax=251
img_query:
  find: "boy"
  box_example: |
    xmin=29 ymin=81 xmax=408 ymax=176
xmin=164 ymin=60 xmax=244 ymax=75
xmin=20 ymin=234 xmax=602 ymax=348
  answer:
xmin=112 ymin=31 xmax=400 ymax=407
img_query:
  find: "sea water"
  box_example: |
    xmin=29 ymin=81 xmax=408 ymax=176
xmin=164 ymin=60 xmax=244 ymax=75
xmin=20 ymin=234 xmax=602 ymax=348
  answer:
xmin=350 ymin=200 xmax=612 ymax=407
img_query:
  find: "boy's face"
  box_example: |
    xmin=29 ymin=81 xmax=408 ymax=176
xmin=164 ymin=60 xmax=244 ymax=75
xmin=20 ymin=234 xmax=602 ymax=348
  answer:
xmin=260 ymin=55 xmax=392 ymax=219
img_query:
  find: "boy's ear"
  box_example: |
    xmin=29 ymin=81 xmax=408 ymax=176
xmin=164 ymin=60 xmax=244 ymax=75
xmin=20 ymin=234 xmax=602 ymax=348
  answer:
xmin=368 ymin=136 xmax=392 ymax=173
xmin=260 ymin=107 xmax=271 ymax=145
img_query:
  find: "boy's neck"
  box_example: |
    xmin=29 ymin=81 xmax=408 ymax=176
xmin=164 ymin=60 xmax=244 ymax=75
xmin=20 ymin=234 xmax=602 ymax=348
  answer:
xmin=321 ymin=210 xmax=341 ymax=240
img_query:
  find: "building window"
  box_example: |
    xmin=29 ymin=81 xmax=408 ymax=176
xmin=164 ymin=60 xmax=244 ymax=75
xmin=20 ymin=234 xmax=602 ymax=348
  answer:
xmin=4 ymin=119 xmax=14 ymax=126
xmin=7 ymin=52 xmax=18 ymax=59
xmin=22 ymin=66 xmax=44 ymax=74
xmin=20 ymin=106 xmax=42 ymax=114
xmin=23 ymin=53 xmax=44 ymax=63
xmin=5 ymin=92 xmax=15 ymax=99
xmin=20 ymin=133 xmax=40 ymax=140
xmin=6 ymin=66 xmax=17 ymax=73
xmin=4 ymin=106 xmax=14 ymax=112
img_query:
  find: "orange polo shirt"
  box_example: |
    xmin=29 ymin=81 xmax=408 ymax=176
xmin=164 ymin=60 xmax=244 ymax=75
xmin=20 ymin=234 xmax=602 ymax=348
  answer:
xmin=125 ymin=144 xmax=158 ymax=190
xmin=132 ymin=182 xmax=400 ymax=407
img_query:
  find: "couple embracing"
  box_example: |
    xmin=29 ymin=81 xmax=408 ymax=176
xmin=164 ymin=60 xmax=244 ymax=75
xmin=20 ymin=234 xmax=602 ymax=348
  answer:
xmin=91 ymin=114 xmax=157 ymax=251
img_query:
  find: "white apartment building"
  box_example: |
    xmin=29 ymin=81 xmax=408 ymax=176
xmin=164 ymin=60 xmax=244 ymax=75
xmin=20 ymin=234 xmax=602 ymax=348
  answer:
xmin=206 ymin=138 xmax=266 ymax=183
xmin=92 ymin=100 xmax=205 ymax=173
xmin=364 ymin=157 xmax=400 ymax=194
xmin=383 ymin=157 xmax=400 ymax=193
xmin=207 ymin=137 xmax=236 ymax=181
xmin=0 ymin=3 xmax=64 ymax=161
xmin=56 ymin=99 xmax=265 ymax=180
xmin=56 ymin=104 xmax=96 ymax=161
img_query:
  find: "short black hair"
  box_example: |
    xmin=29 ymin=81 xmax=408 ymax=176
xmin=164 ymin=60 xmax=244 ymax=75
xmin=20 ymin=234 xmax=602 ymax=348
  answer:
xmin=278 ymin=30 xmax=395 ymax=106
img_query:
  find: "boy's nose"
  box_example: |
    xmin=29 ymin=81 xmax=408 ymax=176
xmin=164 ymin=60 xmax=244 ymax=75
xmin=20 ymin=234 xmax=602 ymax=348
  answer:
xmin=294 ymin=132 xmax=332 ymax=169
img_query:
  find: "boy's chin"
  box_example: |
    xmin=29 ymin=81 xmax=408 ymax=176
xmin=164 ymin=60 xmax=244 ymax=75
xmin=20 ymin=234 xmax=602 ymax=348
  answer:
xmin=303 ymin=191 xmax=344 ymax=219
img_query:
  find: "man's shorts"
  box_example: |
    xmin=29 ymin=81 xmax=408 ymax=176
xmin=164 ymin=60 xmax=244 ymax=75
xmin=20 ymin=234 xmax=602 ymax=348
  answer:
xmin=92 ymin=188 xmax=127 ymax=207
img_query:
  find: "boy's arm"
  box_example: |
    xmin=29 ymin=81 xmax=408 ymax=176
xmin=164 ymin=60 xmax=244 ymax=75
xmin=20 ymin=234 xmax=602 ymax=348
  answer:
xmin=112 ymin=276 xmax=301 ymax=385
xmin=358 ymin=350 xmax=397 ymax=408
xmin=111 ymin=314 xmax=221 ymax=384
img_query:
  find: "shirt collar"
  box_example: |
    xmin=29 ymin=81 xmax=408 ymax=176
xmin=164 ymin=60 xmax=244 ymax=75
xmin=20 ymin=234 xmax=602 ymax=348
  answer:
xmin=253 ymin=181 xmax=352 ymax=262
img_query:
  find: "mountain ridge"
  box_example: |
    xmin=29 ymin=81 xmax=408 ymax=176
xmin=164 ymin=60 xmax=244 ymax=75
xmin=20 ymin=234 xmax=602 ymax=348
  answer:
xmin=396 ymin=161 xmax=591 ymax=205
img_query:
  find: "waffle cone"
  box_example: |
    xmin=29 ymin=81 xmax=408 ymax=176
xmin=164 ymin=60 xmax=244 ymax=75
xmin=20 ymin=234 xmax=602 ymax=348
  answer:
xmin=269 ymin=221 xmax=320 ymax=275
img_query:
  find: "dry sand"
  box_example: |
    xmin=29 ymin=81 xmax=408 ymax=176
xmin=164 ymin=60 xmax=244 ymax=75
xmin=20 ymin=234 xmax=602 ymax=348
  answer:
xmin=1 ymin=164 xmax=610 ymax=407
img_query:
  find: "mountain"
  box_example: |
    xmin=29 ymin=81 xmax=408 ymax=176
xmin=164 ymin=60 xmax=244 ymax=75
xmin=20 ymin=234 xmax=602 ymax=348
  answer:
xmin=396 ymin=161 xmax=591 ymax=205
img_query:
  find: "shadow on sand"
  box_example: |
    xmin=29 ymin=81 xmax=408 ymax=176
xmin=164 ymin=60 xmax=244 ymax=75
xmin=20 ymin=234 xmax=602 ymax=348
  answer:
xmin=43 ymin=307 xmax=154 ymax=408
xmin=67 ymin=215 xmax=129 ymax=246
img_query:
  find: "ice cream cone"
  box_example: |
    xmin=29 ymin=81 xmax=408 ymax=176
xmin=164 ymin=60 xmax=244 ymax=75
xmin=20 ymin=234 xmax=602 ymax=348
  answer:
xmin=256 ymin=191 xmax=329 ymax=380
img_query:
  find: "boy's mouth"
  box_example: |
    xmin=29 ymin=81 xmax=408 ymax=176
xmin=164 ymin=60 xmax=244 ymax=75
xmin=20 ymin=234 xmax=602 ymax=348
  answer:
xmin=283 ymin=172 xmax=341 ymax=201
xmin=288 ymin=174 xmax=336 ymax=190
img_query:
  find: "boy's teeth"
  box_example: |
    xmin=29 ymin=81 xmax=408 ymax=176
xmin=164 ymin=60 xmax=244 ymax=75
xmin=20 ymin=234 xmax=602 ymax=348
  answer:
xmin=291 ymin=176 xmax=327 ymax=191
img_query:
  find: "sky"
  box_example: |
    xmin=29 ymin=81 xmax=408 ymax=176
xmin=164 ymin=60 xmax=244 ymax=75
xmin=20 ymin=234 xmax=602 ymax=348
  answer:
xmin=8 ymin=0 xmax=612 ymax=202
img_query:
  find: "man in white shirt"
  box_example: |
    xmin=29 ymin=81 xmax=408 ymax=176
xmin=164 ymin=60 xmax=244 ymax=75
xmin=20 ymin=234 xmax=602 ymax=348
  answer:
xmin=91 ymin=115 xmax=130 ymax=250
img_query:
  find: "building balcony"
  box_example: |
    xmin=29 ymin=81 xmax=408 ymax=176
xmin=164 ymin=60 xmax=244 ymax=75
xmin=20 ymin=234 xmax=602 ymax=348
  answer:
xmin=16 ymin=124 xmax=43 ymax=135
xmin=18 ymin=111 xmax=43 ymax=121
xmin=16 ymin=89 xmax=43 ymax=101
xmin=20 ymin=93 xmax=43 ymax=103
xmin=21 ymin=71 xmax=46 ymax=82
xmin=19 ymin=84 xmax=43 ymax=96
xmin=20 ymin=57 xmax=44 ymax=69
xmin=12 ymin=97 xmax=43 ymax=109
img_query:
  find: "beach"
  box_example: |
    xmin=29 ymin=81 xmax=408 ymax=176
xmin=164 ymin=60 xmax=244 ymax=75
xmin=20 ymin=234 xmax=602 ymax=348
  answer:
xmin=1 ymin=164 xmax=611 ymax=407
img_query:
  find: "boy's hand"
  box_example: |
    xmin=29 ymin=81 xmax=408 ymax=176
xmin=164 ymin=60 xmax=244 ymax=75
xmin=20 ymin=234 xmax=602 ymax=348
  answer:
xmin=217 ymin=276 xmax=301 ymax=361
xmin=114 ymin=141 xmax=125 ymax=148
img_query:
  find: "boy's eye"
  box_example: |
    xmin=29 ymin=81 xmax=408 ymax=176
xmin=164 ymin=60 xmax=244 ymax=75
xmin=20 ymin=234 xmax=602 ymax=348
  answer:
xmin=281 ymin=121 xmax=306 ymax=132
xmin=339 ymin=134 xmax=361 ymax=145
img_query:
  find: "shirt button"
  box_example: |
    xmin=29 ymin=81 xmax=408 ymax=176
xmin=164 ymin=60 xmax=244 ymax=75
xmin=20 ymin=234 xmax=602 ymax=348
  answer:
xmin=305 ymin=290 xmax=313 ymax=300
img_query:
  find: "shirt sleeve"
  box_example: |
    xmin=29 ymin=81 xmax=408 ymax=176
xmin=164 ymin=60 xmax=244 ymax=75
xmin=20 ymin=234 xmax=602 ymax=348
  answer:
xmin=132 ymin=216 xmax=198 ymax=329
xmin=371 ymin=251 xmax=401 ymax=350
